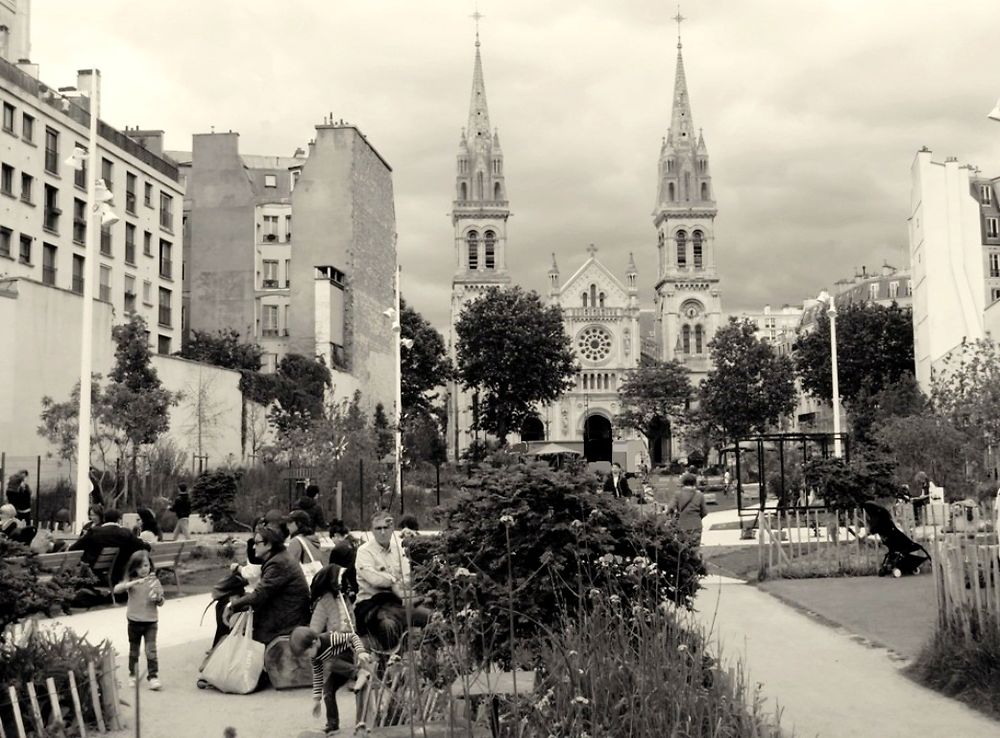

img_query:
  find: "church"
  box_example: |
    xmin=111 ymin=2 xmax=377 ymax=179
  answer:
xmin=447 ymin=16 xmax=724 ymax=466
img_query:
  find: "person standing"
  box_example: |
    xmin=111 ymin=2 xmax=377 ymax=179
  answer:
xmin=295 ymin=483 xmax=328 ymax=531
xmin=113 ymin=550 xmax=165 ymax=690
xmin=602 ymin=462 xmax=632 ymax=498
xmin=169 ymin=483 xmax=191 ymax=541
xmin=6 ymin=469 xmax=32 ymax=525
xmin=666 ymin=473 xmax=709 ymax=550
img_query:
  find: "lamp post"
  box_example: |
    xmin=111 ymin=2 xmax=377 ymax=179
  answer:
xmin=383 ymin=265 xmax=406 ymax=510
xmin=817 ymin=290 xmax=842 ymax=458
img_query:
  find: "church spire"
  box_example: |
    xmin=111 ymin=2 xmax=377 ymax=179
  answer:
xmin=668 ymin=8 xmax=695 ymax=151
xmin=467 ymin=14 xmax=491 ymax=144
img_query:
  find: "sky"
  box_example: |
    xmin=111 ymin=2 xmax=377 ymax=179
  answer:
xmin=31 ymin=0 xmax=1000 ymax=332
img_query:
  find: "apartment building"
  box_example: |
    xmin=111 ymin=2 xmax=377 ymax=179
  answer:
xmin=0 ymin=61 xmax=183 ymax=353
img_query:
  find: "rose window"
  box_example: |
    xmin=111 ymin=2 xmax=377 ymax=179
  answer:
xmin=578 ymin=326 xmax=612 ymax=362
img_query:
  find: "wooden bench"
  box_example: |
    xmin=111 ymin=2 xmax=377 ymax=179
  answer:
xmin=89 ymin=547 xmax=120 ymax=603
xmin=149 ymin=540 xmax=187 ymax=594
xmin=35 ymin=550 xmax=85 ymax=581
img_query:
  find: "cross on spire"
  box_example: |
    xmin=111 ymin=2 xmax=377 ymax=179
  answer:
xmin=471 ymin=8 xmax=484 ymax=46
xmin=587 ymin=243 xmax=598 ymax=258
xmin=673 ymin=5 xmax=685 ymax=49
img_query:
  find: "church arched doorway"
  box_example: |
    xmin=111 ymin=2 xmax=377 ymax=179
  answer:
xmin=647 ymin=417 xmax=671 ymax=468
xmin=520 ymin=415 xmax=545 ymax=442
xmin=583 ymin=414 xmax=613 ymax=463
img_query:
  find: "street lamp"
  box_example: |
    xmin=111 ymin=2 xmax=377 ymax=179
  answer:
xmin=816 ymin=290 xmax=842 ymax=458
xmin=381 ymin=265 xmax=408 ymax=510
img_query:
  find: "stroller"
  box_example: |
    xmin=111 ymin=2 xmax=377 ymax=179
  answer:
xmin=863 ymin=502 xmax=931 ymax=578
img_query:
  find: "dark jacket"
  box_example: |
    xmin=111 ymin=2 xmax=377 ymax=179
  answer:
xmin=327 ymin=539 xmax=359 ymax=601
xmin=6 ymin=479 xmax=30 ymax=513
xmin=231 ymin=549 xmax=311 ymax=645
xmin=68 ymin=523 xmax=151 ymax=584
xmin=170 ymin=493 xmax=191 ymax=519
xmin=294 ymin=495 xmax=327 ymax=531
xmin=603 ymin=472 xmax=632 ymax=498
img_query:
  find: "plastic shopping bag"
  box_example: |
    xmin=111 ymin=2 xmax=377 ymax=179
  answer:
xmin=199 ymin=610 xmax=264 ymax=694
xmin=297 ymin=535 xmax=323 ymax=584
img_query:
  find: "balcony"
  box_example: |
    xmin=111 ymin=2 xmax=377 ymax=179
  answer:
xmin=42 ymin=266 xmax=56 ymax=286
xmin=43 ymin=208 xmax=60 ymax=233
xmin=261 ymin=327 xmax=279 ymax=337
xmin=262 ymin=279 xmax=279 ymax=289
xmin=158 ymin=306 xmax=172 ymax=327
xmin=263 ymin=233 xmax=277 ymax=243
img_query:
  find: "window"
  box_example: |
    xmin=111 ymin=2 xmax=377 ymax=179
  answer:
xmin=598 ymin=292 xmax=605 ymax=307
xmin=143 ymin=231 xmax=152 ymax=257
xmin=590 ymin=284 xmax=597 ymax=306
xmin=159 ymin=192 xmax=173 ymax=230
xmin=124 ymin=275 xmax=136 ymax=313
xmin=21 ymin=114 xmax=33 ymax=143
xmin=982 ymin=185 xmax=994 ymax=205
xmin=262 ymin=215 xmax=278 ymax=240
xmin=157 ymin=335 xmax=171 ymax=355
xmin=285 ymin=258 xmax=291 ymax=287
xmin=142 ymin=279 xmax=152 ymax=305
xmin=100 ymin=222 xmax=112 ymax=256
xmin=2 ymin=102 xmax=14 ymax=133
xmin=1 ymin=163 xmax=13 ymax=195
xmin=993 ymin=288 xmax=1000 ymax=303
xmin=889 ymin=280 xmax=900 ymax=298
xmin=262 ymin=259 xmax=279 ymax=288
xmin=905 ymin=280 xmax=912 ymax=296
xmin=158 ymin=287 xmax=172 ymax=326
xmin=682 ymin=324 xmax=691 ymax=354
xmin=72 ymin=255 xmax=85 ymax=294
xmin=285 ymin=215 xmax=292 ymax=241
xmin=676 ymin=230 xmax=687 ymax=267
xmin=262 ymin=304 xmax=279 ymax=336
xmin=20 ymin=173 xmax=32 ymax=203
xmin=692 ymin=231 xmax=703 ymax=268
xmin=101 ymin=158 xmax=113 ymax=192
xmin=99 ymin=265 xmax=111 ymax=302
xmin=264 ymin=174 xmax=277 ymax=188
xmin=0 ymin=227 xmax=9 ymax=257
xmin=467 ymin=230 xmax=479 ymax=269
xmin=41 ymin=244 xmax=56 ymax=285
xmin=987 ymin=217 xmax=999 ymax=238
xmin=73 ymin=146 xmax=87 ymax=189
xmin=869 ymin=283 xmax=879 ymax=301
xmin=73 ymin=199 xmax=86 ymax=243
xmin=695 ymin=324 xmax=704 ymax=354
xmin=125 ymin=172 xmax=137 ymax=214
xmin=582 ymin=292 xmax=588 ymax=308
xmin=159 ymin=239 xmax=172 ymax=279
xmin=125 ymin=224 xmax=136 ymax=263
xmin=991 ymin=254 xmax=1000 ymax=279
xmin=143 ymin=182 xmax=152 ymax=207
xmin=44 ymin=128 xmax=59 ymax=174
xmin=484 ymin=230 xmax=496 ymax=269
xmin=43 ymin=185 xmax=60 ymax=232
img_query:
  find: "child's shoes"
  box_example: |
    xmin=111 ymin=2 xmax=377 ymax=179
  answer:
xmin=148 ymin=677 xmax=162 ymax=691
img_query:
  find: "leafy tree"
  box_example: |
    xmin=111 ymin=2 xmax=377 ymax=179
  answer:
xmin=190 ymin=469 xmax=240 ymax=530
xmin=616 ymin=358 xmax=692 ymax=448
xmin=802 ymin=456 xmax=900 ymax=510
xmin=794 ymin=301 xmax=914 ymax=408
xmin=875 ymin=412 xmax=972 ymax=499
xmin=373 ymin=402 xmax=394 ymax=460
xmin=403 ymin=409 xmax=448 ymax=466
xmin=931 ymin=338 xmax=1000 ymax=451
xmin=849 ymin=374 xmax=927 ymax=453
xmin=455 ymin=287 xmax=576 ymax=443
xmin=698 ymin=318 xmax=796 ymax=440
xmin=179 ymin=328 xmax=263 ymax=373
xmin=268 ymin=353 xmax=331 ymax=432
xmin=400 ymin=298 xmax=452 ymax=419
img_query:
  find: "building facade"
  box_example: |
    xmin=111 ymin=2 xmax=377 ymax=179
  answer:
xmin=447 ymin=31 xmax=511 ymax=460
xmin=908 ymin=149 xmax=990 ymax=392
xmin=652 ymin=32 xmax=723 ymax=384
xmin=0 ymin=62 xmax=183 ymax=354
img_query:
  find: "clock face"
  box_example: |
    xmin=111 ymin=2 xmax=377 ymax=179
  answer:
xmin=577 ymin=326 xmax=612 ymax=362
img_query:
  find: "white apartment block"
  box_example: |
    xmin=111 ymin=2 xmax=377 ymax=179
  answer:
xmin=0 ymin=62 xmax=183 ymax=354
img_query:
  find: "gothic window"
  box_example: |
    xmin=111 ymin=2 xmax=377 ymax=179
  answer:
xmin=658 ymin=231 xmax=665 ymax=248
xmin=684 ymin=172 xmax=691 ymax=201
xmin=467 ymin=230 xmax=479 ymax=269
xmin=494 ymin=182 xmax=501 ymax=200
xmin=701 ymin=182 xmax=709 ymax=200
xmin=577 ymin=326 xmax=613 ymax=362
xmin=692 ymin=231 xmax=703 ymax=269
xmin=668 ymin=182 xmax=675 ymax=201
xmin=477 ymin=171 xmax=484 ymax=199
xmin=676 ymin=230 xmax=687 ymax=267
xmin=582 ymin=292 xmax=588 ymax=307
xmin=589 ymin=283 xmax=597 ymax=307
xmin=682 ymin=324 xmax=691 ymax=354
xmin=484 ymin=230 xmax=496 ymax=269
xmin=667 ymin=159 xmax=674 ymax=173
xmin=598 ymin=292 xmax=605 ymax=308
xmin=695 ymin=324 xmax=704 ymax=353
xmin=460 ymin=182 xmax=467 ymax=200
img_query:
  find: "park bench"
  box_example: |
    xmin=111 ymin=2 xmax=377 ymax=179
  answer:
xmin=149 ymin=540 xmax=188 ymax=594
xmin=35 ymin=549 xmax=85 ymax=582
xmin=89 ymin=547 xmax=120 ymax=603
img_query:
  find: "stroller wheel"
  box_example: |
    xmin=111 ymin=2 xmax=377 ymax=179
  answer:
xmin=892 ymin=568 xmax=902 ymax=578
xmin=196 ymin=678 xmax=208 ymax=689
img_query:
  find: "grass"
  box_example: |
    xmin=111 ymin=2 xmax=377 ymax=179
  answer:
xmin=909 ymin=612 xmax=1000 ymax=720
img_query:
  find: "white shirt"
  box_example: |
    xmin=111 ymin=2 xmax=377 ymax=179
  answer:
xmin=355 ymin=535 xmax=411 ymax=604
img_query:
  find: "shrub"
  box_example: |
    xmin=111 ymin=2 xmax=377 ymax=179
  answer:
xmin=803 ymin=456 xmax=900 ymax=510
xmin=0 ymin=540 xmax=74 ymax=634
xmin=190 ymin=469 xmax=240 ymax=530
xmin=409 ymin=461 xmax=704 ymax=666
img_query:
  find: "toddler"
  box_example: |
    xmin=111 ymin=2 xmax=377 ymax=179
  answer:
xmin=113 ymin=550 xmax=165 ymax=690
xmin=290 ymin=625 xmax=371 ymax=736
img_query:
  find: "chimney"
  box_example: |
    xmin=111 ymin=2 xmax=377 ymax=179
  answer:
xmin=127 ymin=130 xmax=165 ymax=157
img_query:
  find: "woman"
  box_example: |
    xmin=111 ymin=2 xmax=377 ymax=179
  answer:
xmin=0 ymin=503 xmax=20 ymax=539
xmin=286 ymin=510 xmax=325 ymax=570
xmin=229 ymin=526 xmax=311 ymax=645
xmin=666 ymin=473 xmax=709 ymax=550
xmin=81 ymin=504 xmax=104 ymax=536
xmin=136 ymin=507 xmax=163 ymax=543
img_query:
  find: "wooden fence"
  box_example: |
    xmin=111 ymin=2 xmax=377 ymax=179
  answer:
xmin=0 ymin=649 xmax=122 ymax=737
xmin=931 ymin=533 xmax=1000 ymax=638
xmin=757 ymin=503 xmax=951 ymax=579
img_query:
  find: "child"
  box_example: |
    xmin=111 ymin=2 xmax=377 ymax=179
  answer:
xmin=113 ymin=550 xmax=165 ymax=690
xmin=289 ymin=625 xmax=372 ymax=737
xmin=309 ymin=564 xmax=351 ymax=634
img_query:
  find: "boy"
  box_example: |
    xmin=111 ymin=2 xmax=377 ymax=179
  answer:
xmin=289 ymin=626 xmax=372 ymax=736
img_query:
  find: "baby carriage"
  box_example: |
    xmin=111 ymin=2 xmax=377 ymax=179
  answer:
xmin=863 ymin=502 xmax=931 ymax=578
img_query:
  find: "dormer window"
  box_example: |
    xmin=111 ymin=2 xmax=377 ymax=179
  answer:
xmin=981 ymin=184 xmax=993 ymax=205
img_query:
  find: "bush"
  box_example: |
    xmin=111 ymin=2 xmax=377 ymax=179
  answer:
xmin=190 ymin=469 xmax=240 ymax=530
xmin=0 ymin=540 xmax=75 ymax=634
xmin=803 ymin=456 xmax=900 ymax=510
xmin=409 ymin=461 xmax=704 ymax=666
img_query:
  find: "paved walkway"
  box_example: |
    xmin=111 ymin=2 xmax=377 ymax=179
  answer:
xmin=692 ymin=575 xmax=998 ymax=738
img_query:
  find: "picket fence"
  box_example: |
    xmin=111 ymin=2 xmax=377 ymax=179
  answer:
xmin=931 ymin=533 xmax=1000 ymax=637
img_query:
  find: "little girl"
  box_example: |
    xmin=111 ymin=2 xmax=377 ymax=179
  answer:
xmin=113 ymin=550 xmax=165 ymax=690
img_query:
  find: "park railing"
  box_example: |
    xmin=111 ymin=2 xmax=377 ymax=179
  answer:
xmin=930 ymin=533 xmax=1000 ymax=640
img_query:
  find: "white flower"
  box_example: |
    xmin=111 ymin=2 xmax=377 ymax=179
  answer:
xmin=571 ymin=696 xmax=590 ymax=706
xmin=499 ymin=514 xmax=514 ymax=526
xmin=567 ymin=650 xmax=578 ymax=657
xmin=454 ymin=567 xmax=475 ymax=578
xmin=588 ymin=588 xmax=601 ymax=599
xmin=571 ymin=519 xmax=584 ymax=529
xmin=608 ymin=594 xmax=621 ymax=605
xmin=677 ymin=644 xmax=688 ymax=653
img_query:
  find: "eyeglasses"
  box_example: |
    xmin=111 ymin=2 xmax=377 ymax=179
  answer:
xmin=373 ymin=526 xmax=392 ymax=531
xmin=253 ymin=539 xmax=265 ymax=545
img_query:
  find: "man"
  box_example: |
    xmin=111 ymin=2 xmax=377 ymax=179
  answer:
xmin=6 ymin=469 xmax=32 ymax=525
xmin=354 ymin=512 xmax=430 ymax=649
xmin=602 ymin=462 xmax=632 ymax=498
xmin=294 ymin=483 xmax=328 ymax=531
xmin=169 ymin=483 xmax=191 ymax=541
xmin=69 ymin=508 xmax=151 ymax=585
xmin=327 ymin=518 xmax=358 ymax=601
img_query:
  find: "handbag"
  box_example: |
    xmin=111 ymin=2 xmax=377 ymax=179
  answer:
xmin=297 ymin=535 xmax=323 ymax=584
xmin=199 ymin=610 xmax=265 ymax=694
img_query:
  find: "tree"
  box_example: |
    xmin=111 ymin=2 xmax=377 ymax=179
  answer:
xmin=455 ymin=287 xmax=577 ymax=444
xmin=372 ymin=403 xmax=394 ymax=460
xmin=400 ymin=298 xmax=452 ymax=419
xmin=616 ymin=358 xmax=692 ymax=447
xmin=931 ymin=338 xmax=1000 ymax=449
xmin=849 ymin=374 xmax=927 ymax=453
xmin=794 ymin=301 xmax=914 ymax=408
xmin=268 ymin=353 xmax=332 ymax=432
xmin=699 ymin=318 xmax=796 ymax=440
xmin=179 ymin=328 xmax=263 ymax=373
xmin=875 ymin=413 xmax=972 ymax=498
